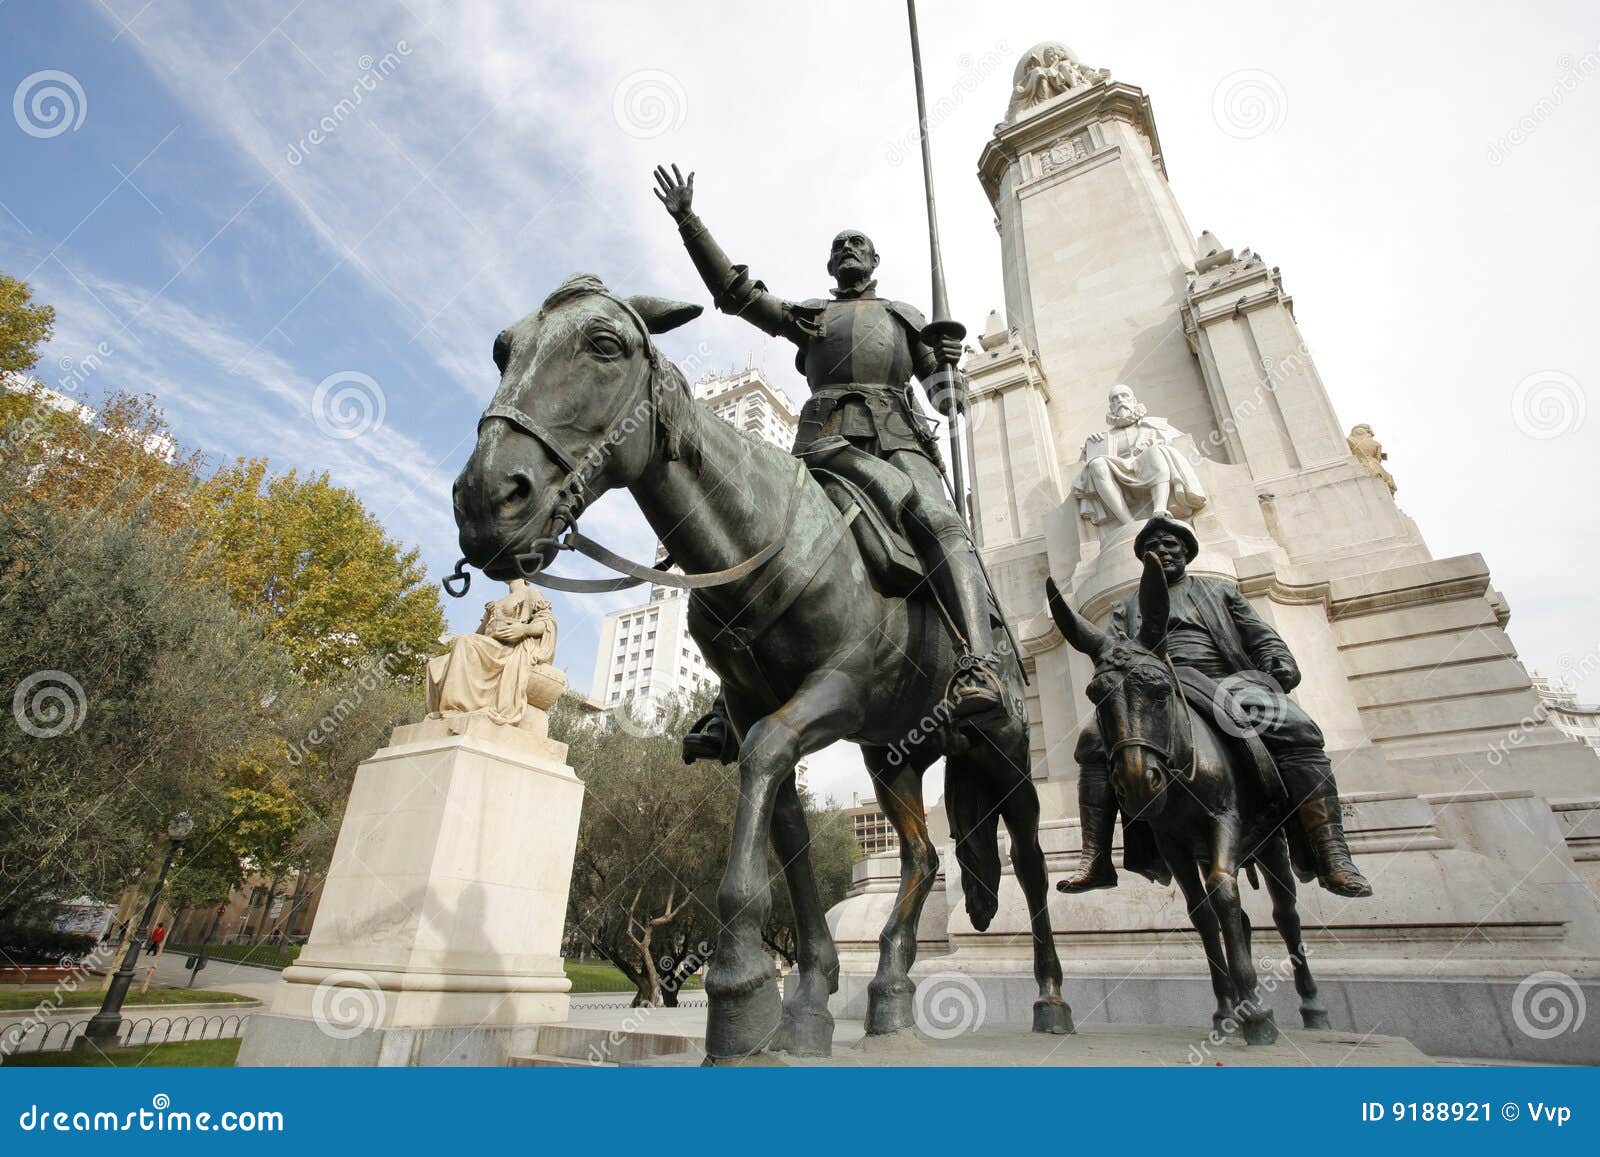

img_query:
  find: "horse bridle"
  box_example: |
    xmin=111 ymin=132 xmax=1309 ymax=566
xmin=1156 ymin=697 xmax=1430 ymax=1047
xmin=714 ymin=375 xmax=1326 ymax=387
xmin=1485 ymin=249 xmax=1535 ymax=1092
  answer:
xmin=444 ymin=288 xmax=805 ymax=598
xmin=1103 ymin=652 xmax=1198 ymax=785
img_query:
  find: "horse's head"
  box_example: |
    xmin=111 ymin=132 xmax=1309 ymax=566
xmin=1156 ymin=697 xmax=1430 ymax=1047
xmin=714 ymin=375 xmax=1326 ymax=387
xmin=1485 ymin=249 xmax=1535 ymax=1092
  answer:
xmin=452 ymin=274 xmax=701 ymax=580
xmin=1047 ymin=554 xmax=1181 ymax=819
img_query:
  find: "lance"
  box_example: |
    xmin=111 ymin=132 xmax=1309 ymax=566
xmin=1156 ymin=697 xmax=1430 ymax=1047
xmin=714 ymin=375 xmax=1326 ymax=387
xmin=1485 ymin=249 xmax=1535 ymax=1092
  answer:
xmin=905 ymin=0 xmax=970 ymax=530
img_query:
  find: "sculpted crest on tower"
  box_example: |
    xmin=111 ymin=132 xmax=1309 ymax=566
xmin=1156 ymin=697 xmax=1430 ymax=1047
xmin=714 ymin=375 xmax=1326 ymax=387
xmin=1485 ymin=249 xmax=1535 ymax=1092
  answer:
xmin=1006 ymin=42 xmax=1109 ymax=122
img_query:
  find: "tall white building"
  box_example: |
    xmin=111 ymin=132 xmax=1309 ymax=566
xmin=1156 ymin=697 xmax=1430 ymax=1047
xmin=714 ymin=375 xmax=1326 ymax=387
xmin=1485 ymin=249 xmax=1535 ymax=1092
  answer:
xmin=589 ymin=368 xmax=799 ymax=715
xmin=1530 ymin=672 xmax=1600 ymax=755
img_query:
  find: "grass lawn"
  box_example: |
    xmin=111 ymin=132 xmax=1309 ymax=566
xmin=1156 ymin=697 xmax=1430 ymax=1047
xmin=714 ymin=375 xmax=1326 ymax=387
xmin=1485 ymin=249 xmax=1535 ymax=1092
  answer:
xmin=5 ymin=1037 xmax=242 ymax=1067
xmin=0 ymin=986 xmax=254 ymax=1012
xmin=563 ymin=959 xmax=701 ymax=993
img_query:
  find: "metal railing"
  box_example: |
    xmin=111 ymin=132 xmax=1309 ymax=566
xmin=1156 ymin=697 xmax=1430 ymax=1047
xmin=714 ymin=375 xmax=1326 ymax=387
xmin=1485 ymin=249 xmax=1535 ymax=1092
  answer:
xmin=0 ymin=1011 xmax=252 ymax=1059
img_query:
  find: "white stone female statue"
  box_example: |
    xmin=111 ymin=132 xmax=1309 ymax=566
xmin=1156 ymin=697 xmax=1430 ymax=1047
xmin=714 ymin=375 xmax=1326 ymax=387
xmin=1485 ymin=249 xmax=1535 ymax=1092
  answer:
xmin=424 ymin=578 xmax=565 ymax=726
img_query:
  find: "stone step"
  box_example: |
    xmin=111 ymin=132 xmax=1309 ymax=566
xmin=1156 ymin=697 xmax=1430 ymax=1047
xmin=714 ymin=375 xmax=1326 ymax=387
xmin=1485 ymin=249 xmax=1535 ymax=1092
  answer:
xmin=521 ymin=1022 xmax=701 ymax=1065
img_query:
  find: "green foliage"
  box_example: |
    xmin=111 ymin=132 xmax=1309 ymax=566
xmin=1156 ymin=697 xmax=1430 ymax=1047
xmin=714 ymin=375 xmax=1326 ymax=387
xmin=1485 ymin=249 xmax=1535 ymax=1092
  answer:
xmin=553 ymin=689 xmax=857 ymax=1004
xmin=5 ymin=1037 xmax=243 ymax=1066
xmin=168 ymin=941 xmax=301 ymax=970
xmin=0 ymin=925 xmax=98 ymax=966
xmin=0 ymin=476 xmax=294 ymax=925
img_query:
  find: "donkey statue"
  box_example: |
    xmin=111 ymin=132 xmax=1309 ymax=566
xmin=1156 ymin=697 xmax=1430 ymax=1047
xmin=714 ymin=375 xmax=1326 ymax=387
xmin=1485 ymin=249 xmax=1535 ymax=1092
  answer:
xmin=451 ymin=274 xmax=1071 ymax=1060
xmin=1046 ymin=557 xmax=1330 ymax=1044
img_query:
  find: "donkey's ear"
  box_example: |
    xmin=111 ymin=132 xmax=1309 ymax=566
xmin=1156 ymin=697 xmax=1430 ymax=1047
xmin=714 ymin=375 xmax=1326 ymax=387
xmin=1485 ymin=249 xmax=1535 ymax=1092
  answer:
xmin=1046 ymin=577 xmax=1109 ymax=658
xmin=1136 ymin=552 xmax=1170 ymax=651
xmin=626 ymin=295 xmax=703 ymax=334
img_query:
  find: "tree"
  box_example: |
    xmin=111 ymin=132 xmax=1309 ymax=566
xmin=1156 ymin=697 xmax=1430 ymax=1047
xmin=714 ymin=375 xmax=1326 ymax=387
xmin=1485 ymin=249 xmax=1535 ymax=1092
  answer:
xmin=0 ymin=471 xmax=292 ymax=925
xmin=0 ymin=272 xmax=55 ymax=375
xmin=0 ymin=386 xmax=203 ymax=533
xmin=554 ymin=689 xmax=858 ymax=1006
xmin=191 ymin=459 xmax=445 ymax=683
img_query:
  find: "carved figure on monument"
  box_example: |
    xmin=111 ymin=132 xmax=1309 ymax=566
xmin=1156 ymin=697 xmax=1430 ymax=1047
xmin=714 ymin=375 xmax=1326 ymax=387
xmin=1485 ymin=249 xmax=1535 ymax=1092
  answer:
xmin=1047 ymin=552 xmax=1337 ymax=1045
xmin=1071 ymin=384 xmax=1207 ymax=526
xmin=1347 ymin=423 xmax=1396 ymax=494
xmin=1007 ymin=42 xmax=1107 ymax=121
xmin=425 ymin=577 xmax=566 ymax=724
xmin=1056 ymin=516 xmax=1372 ymax=900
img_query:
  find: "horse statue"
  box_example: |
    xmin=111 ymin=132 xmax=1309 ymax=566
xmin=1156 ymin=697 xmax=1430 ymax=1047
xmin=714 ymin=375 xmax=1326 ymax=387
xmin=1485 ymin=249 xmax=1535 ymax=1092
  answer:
xmin=451 ymin=273 xmax=1070 ymax=1060
xmin=1045 ymin=557 xmax=1329 ymax=1044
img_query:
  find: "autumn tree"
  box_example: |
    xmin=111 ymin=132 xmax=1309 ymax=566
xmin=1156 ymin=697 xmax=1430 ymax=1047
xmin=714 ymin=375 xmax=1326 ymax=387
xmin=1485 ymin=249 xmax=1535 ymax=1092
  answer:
xmin=0 ymin=272 xmax=55 ymax=375
xmin=191 ymin=459 xmax=444 ymax=683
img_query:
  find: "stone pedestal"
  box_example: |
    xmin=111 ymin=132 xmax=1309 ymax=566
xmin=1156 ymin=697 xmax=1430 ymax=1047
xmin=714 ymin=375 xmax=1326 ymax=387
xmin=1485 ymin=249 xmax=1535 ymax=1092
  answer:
xmin=238 ymin=713 xmax=583 ymax=1066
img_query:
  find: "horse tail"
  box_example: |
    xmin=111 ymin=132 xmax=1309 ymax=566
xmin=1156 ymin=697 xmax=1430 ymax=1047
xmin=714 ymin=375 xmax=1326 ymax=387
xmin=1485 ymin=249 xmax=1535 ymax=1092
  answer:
xmin=945 ymin=766 xmax=1003 ymax=931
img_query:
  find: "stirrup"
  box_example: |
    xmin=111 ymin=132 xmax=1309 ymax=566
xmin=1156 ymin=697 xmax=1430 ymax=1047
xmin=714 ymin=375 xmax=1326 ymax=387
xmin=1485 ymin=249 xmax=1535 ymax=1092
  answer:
xmin=947 ymin=653 xmax=1007 ymax=723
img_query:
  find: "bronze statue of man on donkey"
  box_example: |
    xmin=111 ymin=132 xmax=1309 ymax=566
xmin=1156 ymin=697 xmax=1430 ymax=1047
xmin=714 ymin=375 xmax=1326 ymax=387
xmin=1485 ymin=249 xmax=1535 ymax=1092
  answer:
xmin=1059 ymin=514 xmax=1372 ymax=900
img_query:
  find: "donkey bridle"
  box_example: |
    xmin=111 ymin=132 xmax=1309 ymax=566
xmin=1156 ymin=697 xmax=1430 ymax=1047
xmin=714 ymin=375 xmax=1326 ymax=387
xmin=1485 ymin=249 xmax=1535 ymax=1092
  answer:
xmin=445 ymin=288 xmax=805 ymax=598
xmin=1104 ymin=652 xmax=1199 ymax=784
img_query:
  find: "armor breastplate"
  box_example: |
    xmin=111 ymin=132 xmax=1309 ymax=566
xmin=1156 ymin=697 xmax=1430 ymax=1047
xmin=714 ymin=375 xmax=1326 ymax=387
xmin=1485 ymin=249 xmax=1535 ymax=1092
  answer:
xmin=803 ymin=298 xmax=914 ymax=390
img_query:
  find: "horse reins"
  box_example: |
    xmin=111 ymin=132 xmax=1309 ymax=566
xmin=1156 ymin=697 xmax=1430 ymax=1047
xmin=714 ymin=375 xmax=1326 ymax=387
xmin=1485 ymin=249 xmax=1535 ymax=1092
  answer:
xmin=444 ymin=288 xmax=806 ymax=598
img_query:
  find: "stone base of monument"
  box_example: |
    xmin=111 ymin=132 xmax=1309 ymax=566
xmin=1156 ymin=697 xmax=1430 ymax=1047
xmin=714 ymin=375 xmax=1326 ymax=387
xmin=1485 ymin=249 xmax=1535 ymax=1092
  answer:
xmin=238 ymin=712 xmax=583 ymax=1067
xmin=827 ymin=779 xmax=1600 ymax=1065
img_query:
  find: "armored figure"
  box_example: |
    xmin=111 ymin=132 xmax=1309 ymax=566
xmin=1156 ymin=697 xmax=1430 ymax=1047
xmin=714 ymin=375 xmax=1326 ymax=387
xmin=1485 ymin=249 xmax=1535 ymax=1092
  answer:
xmin=653 ymin=164 xmax=1008 ymax=729
xmin=1061 ymin=515 xmax=1372 ymax=898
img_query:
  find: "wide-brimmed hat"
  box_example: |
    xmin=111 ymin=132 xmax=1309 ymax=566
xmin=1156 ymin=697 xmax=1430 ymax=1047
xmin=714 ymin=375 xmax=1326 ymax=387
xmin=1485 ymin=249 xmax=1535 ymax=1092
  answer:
xmin=1133 ymin=515 xmax=1199 ymax=563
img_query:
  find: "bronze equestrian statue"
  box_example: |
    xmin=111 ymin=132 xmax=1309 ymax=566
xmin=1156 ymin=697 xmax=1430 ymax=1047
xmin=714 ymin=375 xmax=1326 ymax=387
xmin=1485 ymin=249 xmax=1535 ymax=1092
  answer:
xmin=451 ymin=270 xmax=1071 ymax=1061
xmin=654 ymin=164 xmax=1011 ymax=729
xmin=1059 ymin=516 xmax=1371 ymax=899
xmin=1047 ymin=546 xmax=1339 ymax=1043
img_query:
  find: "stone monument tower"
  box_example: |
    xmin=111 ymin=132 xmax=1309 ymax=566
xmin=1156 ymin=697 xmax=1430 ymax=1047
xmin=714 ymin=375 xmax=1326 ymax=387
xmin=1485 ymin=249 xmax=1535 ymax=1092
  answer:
xmin=829 ymin=41 xmax=1600 ymax=1062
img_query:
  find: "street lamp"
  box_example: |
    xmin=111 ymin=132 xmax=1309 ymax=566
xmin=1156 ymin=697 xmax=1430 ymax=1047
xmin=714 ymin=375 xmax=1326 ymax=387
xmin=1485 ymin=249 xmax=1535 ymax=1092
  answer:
xmin=77 ymin=812 xmax=195 ymax=1051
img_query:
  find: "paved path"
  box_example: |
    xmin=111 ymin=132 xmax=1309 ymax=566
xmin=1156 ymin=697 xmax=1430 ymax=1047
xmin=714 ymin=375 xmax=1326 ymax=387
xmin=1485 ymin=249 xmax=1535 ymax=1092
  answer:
xmin=148 ymin=952 xmax=282 ymax=1002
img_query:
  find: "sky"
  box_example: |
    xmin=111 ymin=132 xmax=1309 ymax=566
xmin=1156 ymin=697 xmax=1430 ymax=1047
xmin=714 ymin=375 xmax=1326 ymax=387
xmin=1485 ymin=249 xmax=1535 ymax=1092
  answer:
xmin=2 ymin=0 xmax=1597 ymax=804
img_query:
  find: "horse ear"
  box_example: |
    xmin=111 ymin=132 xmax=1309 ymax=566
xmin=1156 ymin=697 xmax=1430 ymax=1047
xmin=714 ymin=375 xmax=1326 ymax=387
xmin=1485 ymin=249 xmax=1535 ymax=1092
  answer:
xmin=626 ymin=295 xmax=703 ymax=335
xmin=1136 ymin=552 xmax=1169 ymax=650
xmin=1046 ymin=577 xmax=1109 ymax=658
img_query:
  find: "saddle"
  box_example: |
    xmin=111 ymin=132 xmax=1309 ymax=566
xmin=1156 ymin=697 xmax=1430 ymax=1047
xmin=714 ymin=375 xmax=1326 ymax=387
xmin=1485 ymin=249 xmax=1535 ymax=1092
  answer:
xmin=808 ymin=467 xmax=925 ymax=597
xmin=1170 ymin=667 xmax=1287 ymax=807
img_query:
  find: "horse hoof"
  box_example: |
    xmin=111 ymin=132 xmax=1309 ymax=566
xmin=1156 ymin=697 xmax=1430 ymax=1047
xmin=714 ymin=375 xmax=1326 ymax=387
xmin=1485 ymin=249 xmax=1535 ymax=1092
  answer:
xmin=1212 ymin=1012 xmax=1239 ymax=1037
xmin=1243 ymin=1010 xmax=1278 ymax=1046
xmin=1032 ymin=998 xmax=1074 ymax=1035
xmin=1301 ymin=1008 xmax=1331 ymax=1031
xmin=775 ymin=1009 xmax=834 ymax=1057
xmin=865 ymin=985 xmax=916 ymax=1035
xmin=704 ymin=978 xmax=782 ymax=1060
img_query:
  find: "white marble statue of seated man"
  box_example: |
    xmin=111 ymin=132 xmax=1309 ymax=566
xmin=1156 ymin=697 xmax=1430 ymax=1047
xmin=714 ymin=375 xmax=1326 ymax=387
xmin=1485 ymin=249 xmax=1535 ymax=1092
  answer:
xmin=1070 ymin=383 xmax=1208 ymax=527
xmin=425 ymin=578 xmax=558 ymax=726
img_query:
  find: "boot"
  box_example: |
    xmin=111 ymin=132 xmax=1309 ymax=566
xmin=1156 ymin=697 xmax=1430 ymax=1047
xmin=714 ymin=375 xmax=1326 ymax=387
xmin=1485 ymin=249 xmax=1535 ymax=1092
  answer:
xmin=1295 ymin=783 xmax=1372 ymax=898
xmin=926 ymin=531 xmax=1008 ymax=723
xmin=1058 ymin=772 xmax=1118 ymax=893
